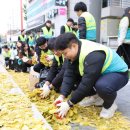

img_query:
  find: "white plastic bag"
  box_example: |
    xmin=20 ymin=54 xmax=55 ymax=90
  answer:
xmin=29 ymin=67 xmax=40 ymax=91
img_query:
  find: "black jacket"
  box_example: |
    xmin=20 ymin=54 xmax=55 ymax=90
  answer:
xmin=78 ymin=17 xmax=86 ymax=39
xmin=60 ymin=42 xmax=106 ymax=104
xmin=46 ymin=56 xmax=67 ymax=92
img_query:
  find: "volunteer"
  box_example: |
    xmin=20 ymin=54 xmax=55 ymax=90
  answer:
xmin=74 ymin=2 xmax=96 ymax=41
xmin=54 ymin=33 xmax=128 ymax=119
xmin=40 ymin=38 xmax=67 ymax=98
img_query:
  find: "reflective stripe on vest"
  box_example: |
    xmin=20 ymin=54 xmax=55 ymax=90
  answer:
xmin=64 ymin=25 xmax=72 ymax=33
xmin=42 ymin=27 xmax=53 ymax=38
xmin=54 ymin=55 xmax=64 ymax=66
xmin=118 ymin=17 xmax=130 ymax=43
xmin=80 ymin=12 xmax=96 ymax=40
xmin=79 ymin=39 xmax=113 ymax=76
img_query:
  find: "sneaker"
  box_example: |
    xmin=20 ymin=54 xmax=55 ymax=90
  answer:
xmin=100 ymin=103 xmax=117 ymax=119
xmin=79 ymin=94 xmax=103 ymax=107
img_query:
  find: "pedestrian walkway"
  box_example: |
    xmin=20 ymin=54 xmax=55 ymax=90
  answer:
xmin=116 ymin=81 xmax=130 ymax=119
xmin=0 ymin=55 xmax=130 ymax=130
xmin=0 ymin=62 xmax=53 ymax=130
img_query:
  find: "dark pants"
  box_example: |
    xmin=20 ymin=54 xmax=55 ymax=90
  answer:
xmin=33 ymin=62 xmax=45 ymax=73
xmin=117 ymin=44 xmax=130 ymax=68
xmin=72 ymin=76 xmax=97 ymax=96
xmin=14 ymin=59 xmax=31 ymax=72
xmin=5 ymin=57 xmax=10 ymax=67
xmin=94 ymin=72 xmax=128 ymax=109
xmin=22 ymin=62 xmax=32 ymax=72
xmin=9 ymin=60 xmax=15 ymax=70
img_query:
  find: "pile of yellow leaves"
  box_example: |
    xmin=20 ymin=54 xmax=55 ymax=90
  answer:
xmin=0 ymin=73 xmax=45 ymax=130
xmin=31 ymin=56 xmax=38 ymax=65
xmin=8 ymin=70 xmax=130 ymax=130
xmin=40 ymin=52 xmax=52 ymax=67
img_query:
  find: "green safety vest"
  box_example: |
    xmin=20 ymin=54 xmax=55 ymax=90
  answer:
xmin=41 ymin=49 xmax=52 ymax=55
xmin=19 ymin=35 xmax=26 ymax=42
xmin=72 ymin=30 xmax=77 ymax=36
xmin=28 ymin=36 xmax=34 ymax=46
xmin=36 ymin=35 xmax=40 ymax=40
xmin=28 ymin=36 xmax=34 ymax=41
xmin=54 ymin=55 xmax=64 ymax=66
xmin=42 ymin=26 xmax=53 ymax=38
xmin=79 ymin=39 xmax=113 ymax=76
xmin=80 ymin=12 xmax=96 ymax=40
xmin=64 ymin=25 xmax=72 ymax=33
xmin=3 ymin=50 xmax=11 ymax=58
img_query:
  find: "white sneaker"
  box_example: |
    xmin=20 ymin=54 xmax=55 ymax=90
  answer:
xmin=100 ymin=103 xmax=118 ymax=119
xmin=79 ymin=94 xmax=104 ymax=107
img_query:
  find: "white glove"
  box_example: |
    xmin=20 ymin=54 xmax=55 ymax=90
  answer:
xmin=40 ymin=85 xmax=51 ymax=98
xmin=54 ymin=95 xmax=64 ymax=106
xmin=22 ymin=56 xmax=29 ymax=62
xmin=56 ymin=102 xmax=70 ymax=118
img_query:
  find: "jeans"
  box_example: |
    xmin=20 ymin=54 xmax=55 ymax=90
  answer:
xmin=94 ymin=72 xmax=128 ymax=109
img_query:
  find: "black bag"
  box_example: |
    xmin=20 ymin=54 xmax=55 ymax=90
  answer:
xmin=39 ymin=67 xmax=50 ymax=82
xmin=35 ymin=67 xmax=50 ymax=88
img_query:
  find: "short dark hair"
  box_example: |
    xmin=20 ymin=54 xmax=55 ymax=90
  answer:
xmin=3 ymin=45 xmax=9 ymax=49
xmin=47 ymin=37 xmax=56 ymax=50
xmin=55 ymin=33 xmax=79 ymax=50
xmin=36 ymin=37 xmax=47 ymax=46
xmin=21 ymin=29 xmax=25 ymax=33
xmin=74 ymin=2 xmax=87 ymax=12
xmin=46 ymin=20 xmax=52 ymax=24
xmin=67 ymin=18 xmax=74 ymax=23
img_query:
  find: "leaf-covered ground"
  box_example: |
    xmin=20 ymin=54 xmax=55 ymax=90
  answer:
xmin=8 ymin=70 xmax=130 ymax=130
xmin=0 ymin=73 xmax=45 ymax=130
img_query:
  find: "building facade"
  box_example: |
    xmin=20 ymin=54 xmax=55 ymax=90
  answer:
xmin=101 ymin=0 xmax=130 ymax=44
xmin=26 ymin=0 xmax=130 ymax=43
xmin=26 ymin=0 xmax=68 ymax=36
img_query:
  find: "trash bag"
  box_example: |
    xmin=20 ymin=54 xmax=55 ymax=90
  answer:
xmin=29 ymin=67 xmax=40 ymax=91
xmin=39 ymin=67 xmax=50 ymax=82
xmin=35 ymin=67 xmax=50 ymax=88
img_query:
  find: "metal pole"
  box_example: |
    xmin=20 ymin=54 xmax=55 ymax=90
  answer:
xmin=87 ymin=0 xmax=102 ymax=43
xmin=20 ymin=0 xmax=23 ymax=30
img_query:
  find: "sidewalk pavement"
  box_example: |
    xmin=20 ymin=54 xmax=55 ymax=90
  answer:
xmin=0 ymin=55 xmax=130 ymax=130
xmin=116 ymin=81 xmax=130 ymax=120
xmin=71 ymin=81 xmax=130 ymax=130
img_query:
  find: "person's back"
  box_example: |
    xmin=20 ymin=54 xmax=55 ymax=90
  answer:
xmin=74 ymin=2 xmax=96 ymax=41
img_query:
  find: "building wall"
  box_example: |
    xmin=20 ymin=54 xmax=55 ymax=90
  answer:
xmin=7 ymin=0 xmax=21 ymax=32
xmin=26 ymin=0 xmax=68 ymax=36
xmin=101 ymin=18 xmax=120 ymax=43
xmin=101 ymin=0 xmax=130 ymax=44
xmin=68 ymin=0 xmax=102 ymax=42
